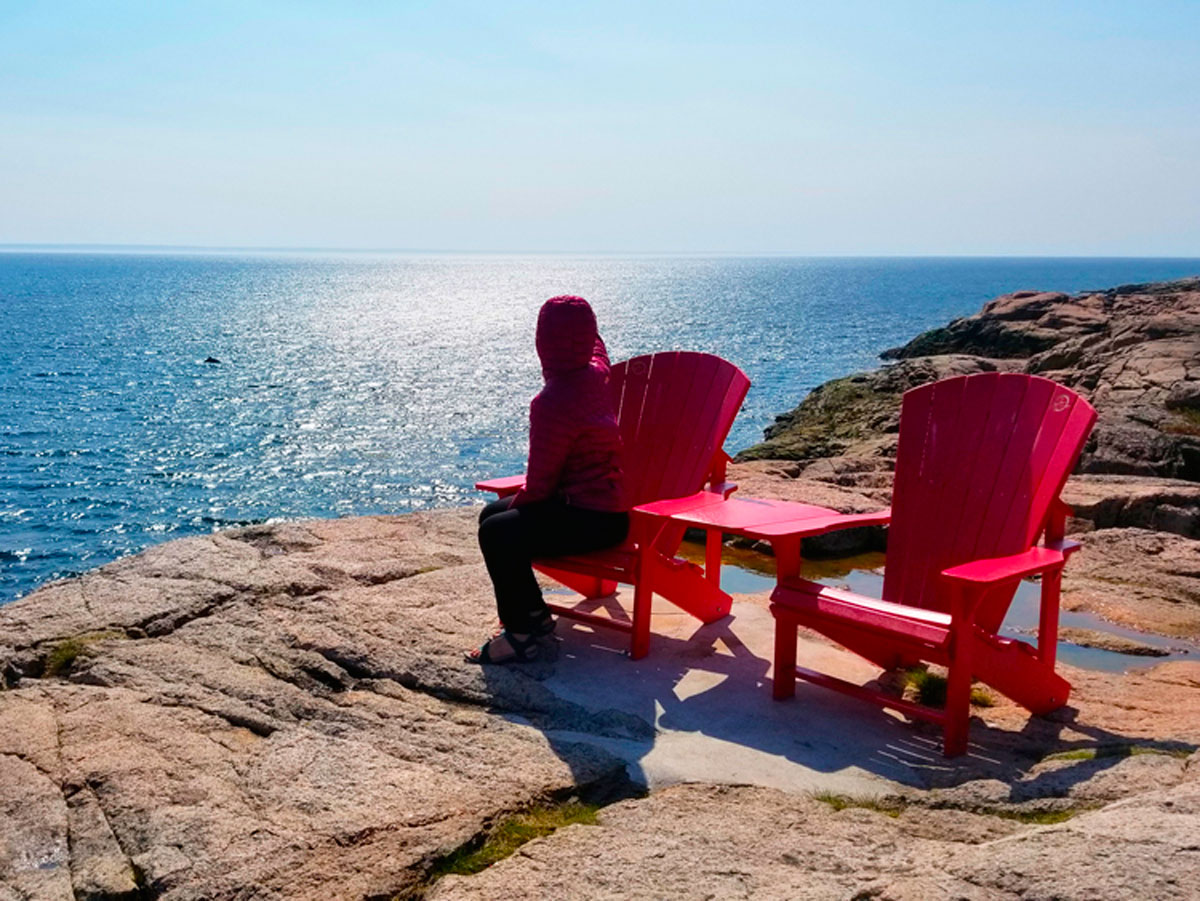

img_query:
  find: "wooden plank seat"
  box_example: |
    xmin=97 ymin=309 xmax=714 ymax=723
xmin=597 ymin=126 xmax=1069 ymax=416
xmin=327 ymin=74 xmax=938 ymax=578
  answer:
xmin=477 ymin=351 xmax=751 ymax=659
xmin=774 ymin=577 xmax=953 ymax=649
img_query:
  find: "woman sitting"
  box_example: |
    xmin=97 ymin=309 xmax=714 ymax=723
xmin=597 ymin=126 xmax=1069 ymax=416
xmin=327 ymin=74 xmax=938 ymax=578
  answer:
xmin=467 ymin=295 xmax=629 ymax=664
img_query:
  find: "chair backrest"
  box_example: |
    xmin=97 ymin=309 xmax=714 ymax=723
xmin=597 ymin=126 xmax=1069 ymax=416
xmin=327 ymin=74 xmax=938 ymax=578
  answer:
xmin=610 ymin=352 xmax=750 ymax=508
xmin=881 ymin=373 xmax=1096 ymax=630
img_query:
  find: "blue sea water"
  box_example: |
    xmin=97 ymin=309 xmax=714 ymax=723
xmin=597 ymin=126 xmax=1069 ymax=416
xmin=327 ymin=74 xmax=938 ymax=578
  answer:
xmin=3 ymin=252 xmax=1199 ymax=604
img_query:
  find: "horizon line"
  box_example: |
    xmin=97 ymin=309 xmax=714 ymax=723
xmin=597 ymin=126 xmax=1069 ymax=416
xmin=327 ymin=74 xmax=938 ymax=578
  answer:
xmin=2 ymin=244 xmax=1199 ymax=260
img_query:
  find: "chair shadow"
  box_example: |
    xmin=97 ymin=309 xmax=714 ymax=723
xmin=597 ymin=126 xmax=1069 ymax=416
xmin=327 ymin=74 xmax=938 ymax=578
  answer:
xmin=475 ymin=598 xmax=1196 ymax=800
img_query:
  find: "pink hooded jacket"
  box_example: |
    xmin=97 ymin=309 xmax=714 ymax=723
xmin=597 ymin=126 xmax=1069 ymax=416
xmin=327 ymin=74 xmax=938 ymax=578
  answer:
xmin=511 ymin=296 xmax=627 ymax=512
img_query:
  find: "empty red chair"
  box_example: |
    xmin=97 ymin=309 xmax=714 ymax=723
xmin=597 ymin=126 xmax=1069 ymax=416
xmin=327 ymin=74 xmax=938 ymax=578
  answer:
xmin=767 ymin=372 xmax=1097 ymax=756
xmin=478 ymin=351 xmax=750 ymax=659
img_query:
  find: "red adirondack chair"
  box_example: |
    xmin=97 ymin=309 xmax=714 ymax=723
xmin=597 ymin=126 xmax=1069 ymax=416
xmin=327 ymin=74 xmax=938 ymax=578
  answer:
xmin=476 ymin=351 xmax=751 ymax=659
xmin=766 ymin=372 xmax=1097 ymax=756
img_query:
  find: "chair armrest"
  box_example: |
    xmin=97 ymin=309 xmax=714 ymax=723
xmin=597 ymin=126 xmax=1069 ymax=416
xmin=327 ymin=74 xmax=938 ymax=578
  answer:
xmin=633 ymin=491 xmax=729 ymax=519
xmin=810 ymin=509 xmax=892 ymax=531
xmin=475 ymin=474 xmax=525 ymax=497
xmin=708 ymin=481 xmax=739 ymax=499
xmin=738 ymin=508 xmax=891 ymax=539
xmin=1044 ymin=538 xmax=1082 ymax=558
xmin=940 ymin=545 xmax=1068 ymax=587
xmin=706 ymin=450 xmax=736 ymax=498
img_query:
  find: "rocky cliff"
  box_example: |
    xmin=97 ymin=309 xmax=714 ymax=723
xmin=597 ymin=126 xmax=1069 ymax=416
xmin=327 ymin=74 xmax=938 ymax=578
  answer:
xmin=744 ymin=277 xmax=1200 ymax=479
xmin=737 ymin=277 xmax=1200 ymax=638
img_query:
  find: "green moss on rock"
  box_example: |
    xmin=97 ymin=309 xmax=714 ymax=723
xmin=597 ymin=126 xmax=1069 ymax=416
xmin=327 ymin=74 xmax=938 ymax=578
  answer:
xmin=41 ymin=630 xmax=126 ymax=677
xmin=737 ymin=357 xmax=1002 ymax=463
xmin=882 ymin=319 xmax=1063 ymax=360
xmin=738 ymin=373 xmax=902 ymax=462
xmin=422 ymin=800 xmax=601 ymax=884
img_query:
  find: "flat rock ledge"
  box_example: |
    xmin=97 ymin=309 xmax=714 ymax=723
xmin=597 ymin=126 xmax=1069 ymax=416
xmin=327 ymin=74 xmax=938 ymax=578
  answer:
xmin=430 ymin=780 xmax=1200 ymax=901
xmin=3 ymin=509 xmax=1200 ymax=900
xmin=0 ymin=511 xmax=639 ymax=901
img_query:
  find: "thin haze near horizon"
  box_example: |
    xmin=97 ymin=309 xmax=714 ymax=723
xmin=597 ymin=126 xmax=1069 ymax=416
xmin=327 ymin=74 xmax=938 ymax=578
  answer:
xmin=2 ymin=1 xmax=1198 ymax=256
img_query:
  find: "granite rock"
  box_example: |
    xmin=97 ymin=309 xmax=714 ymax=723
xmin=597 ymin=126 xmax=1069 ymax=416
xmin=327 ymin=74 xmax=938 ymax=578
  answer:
xmin=429 ymin=780 xmax=1200 ymax=901
xmin=742 ymin=277 xmax=1200 ymax=480
xmin=0 ymin=511 xmax=636 ymax=901
xmin=889 ymin=277 xmax=1200 ymax=480
xmin=1059 ymin=527 xmax=1200 ymax=638
xmin=2 ymin=508 xmax=1199 ymax=899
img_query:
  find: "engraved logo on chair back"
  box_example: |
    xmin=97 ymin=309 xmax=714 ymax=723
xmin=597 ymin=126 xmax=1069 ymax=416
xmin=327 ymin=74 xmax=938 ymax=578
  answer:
xmin=609 ymin=352 xmax=751 ymax=508
xmin=881 ymin=373 xmax=1097 ymax=630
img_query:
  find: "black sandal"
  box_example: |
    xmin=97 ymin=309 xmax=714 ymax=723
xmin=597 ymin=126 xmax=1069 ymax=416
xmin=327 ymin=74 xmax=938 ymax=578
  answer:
xmin=489 ymin=609 xmax=556 ymax=639
xmin=465 ymin=630 xmax=540 ymax=665
xmin=530 ymin=609 xmax=557 ymax=637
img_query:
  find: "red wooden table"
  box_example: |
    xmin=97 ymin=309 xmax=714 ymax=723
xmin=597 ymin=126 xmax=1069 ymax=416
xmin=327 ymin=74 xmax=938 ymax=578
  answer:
xmin=632 ymin=491 xmax=873 ymax=587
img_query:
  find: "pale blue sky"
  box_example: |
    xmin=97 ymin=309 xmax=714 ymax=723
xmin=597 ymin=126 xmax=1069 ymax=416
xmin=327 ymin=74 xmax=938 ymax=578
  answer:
xmin=2 ymin=1 xmax=1198 ymax=254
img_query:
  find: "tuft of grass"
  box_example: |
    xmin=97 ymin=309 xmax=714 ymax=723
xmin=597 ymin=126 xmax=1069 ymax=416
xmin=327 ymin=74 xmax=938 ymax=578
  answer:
xmin=969 ymin=686 xmax=996 ymax=707
xmin=426 ymin=801 xmax=599 ymax=880
xmin=903 ymin=667 xmax=946 ymax=707
xmin=815 ymin=791 xmax=1089 ymax=826
xmin=1043 ymin=744 xmax=1196 ymax=763
xmin=987 ymin=807 xmax=1080 ymax=825
xmin=1046 ymin=748 xmax=1097 ymax=761
xmin=901 ymin=667 xmax=995 ymax=708
xmin=42 ymin=631 xmax=125 ymax=678
xmin=812 ymin=791 xmax=907 ymax=818
xmin=1164 ymin=407 xmax=1200 ymax=436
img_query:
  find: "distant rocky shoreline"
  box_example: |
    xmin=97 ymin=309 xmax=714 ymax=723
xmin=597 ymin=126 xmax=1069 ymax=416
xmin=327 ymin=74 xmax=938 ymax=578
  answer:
xmin=743 ymin=276 xmax=1200 ymax=479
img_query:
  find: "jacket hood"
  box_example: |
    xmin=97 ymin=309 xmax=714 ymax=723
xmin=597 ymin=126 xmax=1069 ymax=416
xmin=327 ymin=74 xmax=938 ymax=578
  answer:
xmin=536 ymin=295 xmax=598 ymax=377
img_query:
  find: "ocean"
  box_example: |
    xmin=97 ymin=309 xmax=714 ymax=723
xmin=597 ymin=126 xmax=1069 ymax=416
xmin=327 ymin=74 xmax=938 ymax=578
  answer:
xmin=3 ymin=252 xmax=1199 ymax=604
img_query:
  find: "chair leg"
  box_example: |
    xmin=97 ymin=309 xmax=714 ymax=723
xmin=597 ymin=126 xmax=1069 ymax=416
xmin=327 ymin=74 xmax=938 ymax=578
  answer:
xmin=971 ymin=635 xmax=1071 ymax=715
xmin=943 ymin=680 xmax=970 ymax=756
xmin=704 ymin=527 xmax=723 ymax=588
xmin=630 ymin=576 xmax=652 ymax=660
xmin=771 ymin=606 xmax=798 ymax=700
xmin=646 ymin=553 xmax=732 ymax=623
xmin=1038 ymin=566 xmax=1063 ymax=667
xmin=535 ymin=565 xmax=617 ymax=600
xmin=943 ymin=631 xmax=973 ymax=758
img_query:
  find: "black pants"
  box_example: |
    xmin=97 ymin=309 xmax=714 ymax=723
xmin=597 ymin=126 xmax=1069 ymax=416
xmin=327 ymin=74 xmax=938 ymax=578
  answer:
xmin=478 ymin=496 xmax=630 ymax=633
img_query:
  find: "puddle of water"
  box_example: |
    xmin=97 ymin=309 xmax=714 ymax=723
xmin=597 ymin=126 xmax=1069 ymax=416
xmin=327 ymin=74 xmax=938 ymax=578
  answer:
xmin=679 ymin=541 xmax=1199 ymax=674
xmin=1000 ymin=582 xmax=1198 ymax=672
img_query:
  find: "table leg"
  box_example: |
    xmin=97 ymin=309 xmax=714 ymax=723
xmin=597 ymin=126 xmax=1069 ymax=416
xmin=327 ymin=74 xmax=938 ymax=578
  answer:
xmin=704 ymin=527 xmax=723 ymax=588
xmin=771 ymin=535 xmax=802 ymax=582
